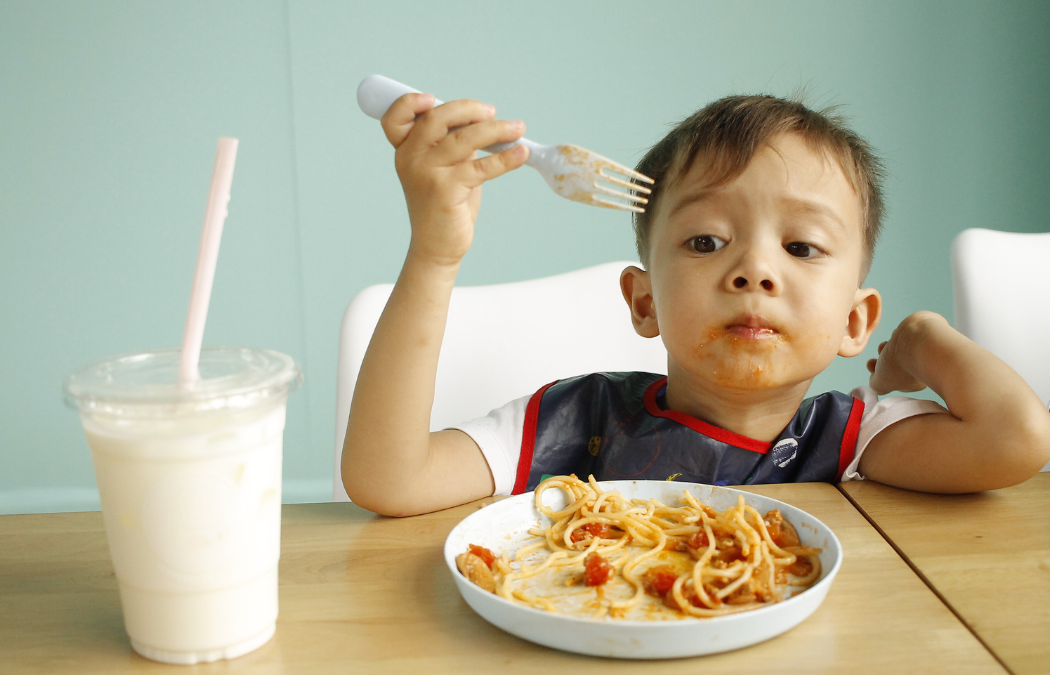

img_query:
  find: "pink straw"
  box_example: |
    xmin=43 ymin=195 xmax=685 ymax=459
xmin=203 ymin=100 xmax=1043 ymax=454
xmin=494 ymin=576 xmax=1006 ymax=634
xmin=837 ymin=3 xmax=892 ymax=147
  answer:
xmin=179 ymin=138 xmax=239 ymax=385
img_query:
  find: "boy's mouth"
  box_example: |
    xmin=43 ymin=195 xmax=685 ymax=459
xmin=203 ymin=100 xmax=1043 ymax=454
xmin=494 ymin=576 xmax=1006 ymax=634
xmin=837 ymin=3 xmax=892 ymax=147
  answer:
xmin=724 ymin=315 xmax=782 ymax=341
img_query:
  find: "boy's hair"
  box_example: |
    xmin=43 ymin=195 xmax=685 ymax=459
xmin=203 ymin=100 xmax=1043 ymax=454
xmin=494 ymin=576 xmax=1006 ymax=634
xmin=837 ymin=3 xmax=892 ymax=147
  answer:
xmin=632 ymin=95 xmax=885 ymax=276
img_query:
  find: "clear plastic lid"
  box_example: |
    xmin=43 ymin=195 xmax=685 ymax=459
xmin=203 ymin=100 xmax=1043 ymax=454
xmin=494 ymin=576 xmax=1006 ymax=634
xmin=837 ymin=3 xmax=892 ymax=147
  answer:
xmin=64 ymin=347 xmax=301 ymax=419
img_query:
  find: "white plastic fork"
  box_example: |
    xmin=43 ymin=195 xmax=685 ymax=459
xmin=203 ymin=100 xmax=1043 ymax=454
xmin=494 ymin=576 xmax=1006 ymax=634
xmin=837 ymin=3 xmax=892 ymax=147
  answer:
xmin=357 ymin=75 xmax=654 ymax=213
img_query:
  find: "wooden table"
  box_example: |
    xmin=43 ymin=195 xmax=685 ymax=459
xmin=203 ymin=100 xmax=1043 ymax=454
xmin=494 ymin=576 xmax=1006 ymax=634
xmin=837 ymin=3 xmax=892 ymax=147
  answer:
xmin=841 ymin=472 xmax=1050 ymax=675
xmin=0 ymin=483 xmax=1005 ymax=674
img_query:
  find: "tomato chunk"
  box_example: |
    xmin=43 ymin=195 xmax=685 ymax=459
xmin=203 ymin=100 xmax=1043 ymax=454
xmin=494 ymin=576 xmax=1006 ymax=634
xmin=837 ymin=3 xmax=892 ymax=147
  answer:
xmin=686 ymin=531 xmax=709 ymax=550
xmin=764 ymin=510 xmax=801 ymax=548
xmin=468 ymin=544 xmax=496 ymax=569
xmin=785 ymin=555 xmax=814 ymax=578
xmin=570 ymin=522 xmax=611 ymax=543
xmin=642 ymin=565 xmax=679 ymax=595
xmin=583 ymin=552 xmax=614 ymax=586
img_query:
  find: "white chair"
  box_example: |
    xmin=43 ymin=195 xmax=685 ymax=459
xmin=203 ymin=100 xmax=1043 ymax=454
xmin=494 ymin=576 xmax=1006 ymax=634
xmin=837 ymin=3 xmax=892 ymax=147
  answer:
xmin=951 ymin=228 xmax=1050 ymax=471
xmin=332 ymin=261 xmax=669 ymax=500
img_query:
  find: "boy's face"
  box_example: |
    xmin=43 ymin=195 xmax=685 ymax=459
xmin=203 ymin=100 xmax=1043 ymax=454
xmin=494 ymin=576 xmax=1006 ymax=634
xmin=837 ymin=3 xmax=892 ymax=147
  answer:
xmin=623 ymin=132 xmax=880 ymax=399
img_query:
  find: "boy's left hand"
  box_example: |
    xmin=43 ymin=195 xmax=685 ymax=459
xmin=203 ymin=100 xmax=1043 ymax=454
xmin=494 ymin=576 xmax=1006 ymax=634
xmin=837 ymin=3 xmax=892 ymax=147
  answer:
xmin=866 ymin=311 xmax=940 ymax=395
xmin=859 ymin=309 xmax=1050 ymax=492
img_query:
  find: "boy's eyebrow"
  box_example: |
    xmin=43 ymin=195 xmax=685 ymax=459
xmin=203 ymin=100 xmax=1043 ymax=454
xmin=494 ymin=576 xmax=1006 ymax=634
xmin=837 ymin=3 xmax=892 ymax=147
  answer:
xmin=668 ymin=189 xmax=847 ymax=232
xmin=666 ymin=187 xmax=714 ymax=220
xmin=781 ymin=197 xmax=847 ymax=232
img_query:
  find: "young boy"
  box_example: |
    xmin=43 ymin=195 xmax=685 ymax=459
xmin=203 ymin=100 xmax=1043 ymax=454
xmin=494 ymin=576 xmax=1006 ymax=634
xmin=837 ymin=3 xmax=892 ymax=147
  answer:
xmin=342 ymin=91 xmax=1050 ymax=517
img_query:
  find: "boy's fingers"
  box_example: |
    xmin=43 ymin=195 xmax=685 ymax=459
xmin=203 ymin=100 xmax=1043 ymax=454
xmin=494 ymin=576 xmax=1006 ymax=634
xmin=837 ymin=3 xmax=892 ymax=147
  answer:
xmin=461 ymin=144 xmax=530 ymax=187
xmin=381 ymin=93 xmax=437 ymax=147
xmin=434 ymin=119 xmax=526 ymax=166
xmin=867 ymin=358 xmax=877 ymax=374
xmin=405 ymin=99 xmax=497 ymax=150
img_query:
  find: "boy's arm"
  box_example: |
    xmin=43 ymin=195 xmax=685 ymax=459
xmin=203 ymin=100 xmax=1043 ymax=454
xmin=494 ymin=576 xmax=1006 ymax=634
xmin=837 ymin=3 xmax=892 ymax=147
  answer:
xmin=341 ymin=93 xmax=528 ymax=516
xmin=860 ymin=311 xmax=1050 ymax=492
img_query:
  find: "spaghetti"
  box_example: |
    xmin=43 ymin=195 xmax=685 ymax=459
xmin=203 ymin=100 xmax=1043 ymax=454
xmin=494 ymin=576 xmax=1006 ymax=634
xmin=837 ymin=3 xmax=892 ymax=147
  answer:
xmin=456 ymin=475 xmax=822 ymax=619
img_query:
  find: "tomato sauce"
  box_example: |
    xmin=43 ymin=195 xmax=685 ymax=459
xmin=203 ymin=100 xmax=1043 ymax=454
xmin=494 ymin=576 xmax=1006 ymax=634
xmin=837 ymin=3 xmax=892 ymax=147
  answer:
xmin=468 ymin=544 xmax=496 ymax=569
xmin=583 ymin=552 xmax=614 ymax=586
xmin=570 ymin=522 xmax=612 ymax=543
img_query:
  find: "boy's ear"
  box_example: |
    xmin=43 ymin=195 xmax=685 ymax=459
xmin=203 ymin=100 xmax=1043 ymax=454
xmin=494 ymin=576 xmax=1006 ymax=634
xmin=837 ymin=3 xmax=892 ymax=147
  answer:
xmin=839 ymin=287 xmax=882 ymax=357
xmin=620 ymin=266 xmax=660 ymax=338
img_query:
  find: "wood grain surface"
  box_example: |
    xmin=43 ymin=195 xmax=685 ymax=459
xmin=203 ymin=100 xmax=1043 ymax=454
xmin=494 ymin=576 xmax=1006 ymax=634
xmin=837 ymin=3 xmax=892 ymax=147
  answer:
xmin=842 ymin=472 xmax=1050 ymax=675
xmin=0 ymin=483 xmax=1006 ymax=674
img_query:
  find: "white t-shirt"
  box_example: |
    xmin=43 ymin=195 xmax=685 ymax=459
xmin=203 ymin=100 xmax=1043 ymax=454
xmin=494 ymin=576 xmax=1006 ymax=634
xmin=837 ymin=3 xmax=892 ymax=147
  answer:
xmin=454 ymin=385 xmax=947 ymax=495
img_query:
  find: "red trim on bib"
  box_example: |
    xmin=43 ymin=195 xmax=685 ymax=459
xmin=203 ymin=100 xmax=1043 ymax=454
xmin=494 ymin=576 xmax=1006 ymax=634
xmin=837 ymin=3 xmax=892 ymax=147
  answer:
xmin=513 ymin=381 xmax=558 ymax=494
xmin=837 ymin=397 xmax=865 ymax=480
xmin=642 ymin=378 xmax=773 ymax=454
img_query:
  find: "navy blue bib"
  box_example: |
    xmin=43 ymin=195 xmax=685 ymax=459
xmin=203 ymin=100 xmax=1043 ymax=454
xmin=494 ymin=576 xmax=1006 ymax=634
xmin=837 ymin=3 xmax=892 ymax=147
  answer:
xmin=512 ymin=372 xmax=863 ymax=494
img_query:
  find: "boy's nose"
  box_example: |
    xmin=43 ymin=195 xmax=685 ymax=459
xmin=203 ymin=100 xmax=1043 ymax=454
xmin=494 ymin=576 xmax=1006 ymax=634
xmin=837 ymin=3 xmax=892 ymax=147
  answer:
xmin=725 ymin=248 xmax=778 ymax=294
xmin=732 ymin=275 xmax=775 ymax=291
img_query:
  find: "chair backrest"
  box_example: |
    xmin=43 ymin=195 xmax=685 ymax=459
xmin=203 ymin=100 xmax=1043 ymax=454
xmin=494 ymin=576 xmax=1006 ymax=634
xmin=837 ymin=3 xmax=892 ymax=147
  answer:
xmin=951 ymin=228 xmax=1050 ymax=472
xmin=333 ymin=261 xmax=668 ymax=500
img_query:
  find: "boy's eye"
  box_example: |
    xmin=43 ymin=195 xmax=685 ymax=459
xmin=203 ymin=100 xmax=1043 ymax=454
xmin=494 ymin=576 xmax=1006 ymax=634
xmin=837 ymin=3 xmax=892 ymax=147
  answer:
xmin=785 ymin=242 xmax=822 ymax=259
xmin=689 ymin=235 xmax=727 ymax=254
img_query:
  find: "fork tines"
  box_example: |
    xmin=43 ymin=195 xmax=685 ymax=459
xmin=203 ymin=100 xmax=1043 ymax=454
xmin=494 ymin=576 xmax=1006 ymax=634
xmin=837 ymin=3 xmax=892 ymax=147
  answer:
xmin=593 ymin=166 xmax=655 ymax=214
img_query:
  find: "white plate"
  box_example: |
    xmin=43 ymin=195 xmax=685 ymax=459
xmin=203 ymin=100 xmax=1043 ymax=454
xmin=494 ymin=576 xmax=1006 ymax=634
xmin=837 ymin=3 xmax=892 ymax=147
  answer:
xmin=444 ymin=480 xmax=841 ymax=659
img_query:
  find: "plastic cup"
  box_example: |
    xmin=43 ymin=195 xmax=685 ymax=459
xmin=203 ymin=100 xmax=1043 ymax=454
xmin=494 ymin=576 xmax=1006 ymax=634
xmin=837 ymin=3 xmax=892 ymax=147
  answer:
xmin=64 ymin=347 xmax=300 ymax=664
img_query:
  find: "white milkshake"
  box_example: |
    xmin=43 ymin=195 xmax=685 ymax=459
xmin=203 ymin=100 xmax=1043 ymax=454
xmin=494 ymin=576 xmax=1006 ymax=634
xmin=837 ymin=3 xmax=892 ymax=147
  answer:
xmin=65 ymin=347 xmax=300 ymax=664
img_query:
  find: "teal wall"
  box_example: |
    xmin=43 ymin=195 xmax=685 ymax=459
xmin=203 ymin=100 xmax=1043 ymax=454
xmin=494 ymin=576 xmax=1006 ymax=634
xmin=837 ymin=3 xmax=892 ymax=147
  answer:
xmin=2 ymin=1 xmax=1048 ymax=513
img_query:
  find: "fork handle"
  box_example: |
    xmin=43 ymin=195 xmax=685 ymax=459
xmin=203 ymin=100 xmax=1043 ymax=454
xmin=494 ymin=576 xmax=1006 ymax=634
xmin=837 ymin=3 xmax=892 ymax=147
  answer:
xmin=357 ymin=75 xmax=440 ymax=119
xmin=357 ymin=75 xmax=538 ymax=157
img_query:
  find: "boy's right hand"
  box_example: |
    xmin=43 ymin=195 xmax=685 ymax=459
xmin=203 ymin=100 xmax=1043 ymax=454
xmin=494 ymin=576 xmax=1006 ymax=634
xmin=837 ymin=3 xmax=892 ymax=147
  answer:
xmin=381 ymin=93 xmax=529 ymax=266
xmin=343 ymin=95 xmax=528 ymax=515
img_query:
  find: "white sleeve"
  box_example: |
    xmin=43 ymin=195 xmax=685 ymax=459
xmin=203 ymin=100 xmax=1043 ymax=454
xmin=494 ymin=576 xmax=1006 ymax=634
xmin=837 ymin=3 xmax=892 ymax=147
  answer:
xmin=451 ymin=394 xmax=530 ymax=495
xmin=840 ymin=386 xmax=949 ymax=481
